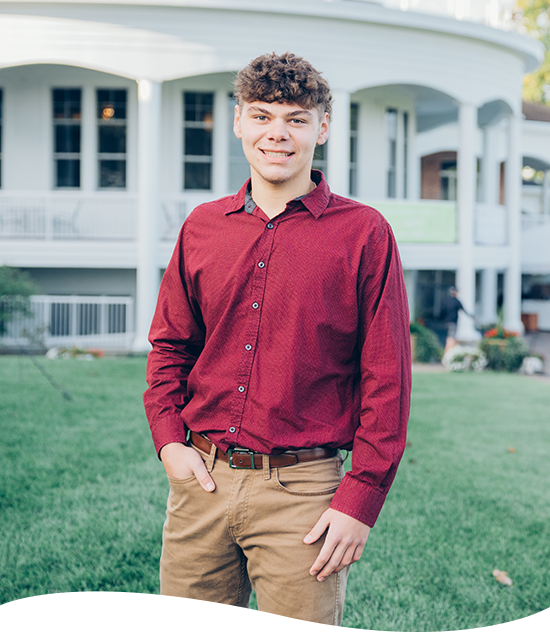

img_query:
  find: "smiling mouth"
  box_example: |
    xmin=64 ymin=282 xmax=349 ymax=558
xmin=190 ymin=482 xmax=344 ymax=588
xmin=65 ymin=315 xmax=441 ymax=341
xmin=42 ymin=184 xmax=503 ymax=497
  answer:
xmin=261 ymin=150 xmax=293 ymax=158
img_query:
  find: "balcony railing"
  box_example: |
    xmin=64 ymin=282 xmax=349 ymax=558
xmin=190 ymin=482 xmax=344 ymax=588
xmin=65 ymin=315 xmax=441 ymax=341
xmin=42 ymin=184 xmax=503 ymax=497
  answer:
xmin=0 ymin=192 xmax=137 ymax=241
xmin=0 ymin=295 xmax=134 ymax=350
xmin=367 ymin=199 xmax=457 ymax=243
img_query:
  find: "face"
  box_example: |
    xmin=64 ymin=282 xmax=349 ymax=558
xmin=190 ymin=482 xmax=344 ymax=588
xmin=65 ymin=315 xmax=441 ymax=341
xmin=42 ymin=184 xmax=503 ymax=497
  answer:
xmin=233 ymin=101 xmax=329 ymax=189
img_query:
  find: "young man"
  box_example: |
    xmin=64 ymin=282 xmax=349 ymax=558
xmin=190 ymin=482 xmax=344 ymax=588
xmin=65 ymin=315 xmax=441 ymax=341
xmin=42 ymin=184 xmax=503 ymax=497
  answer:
xmin=144 ymin=52 xmax=411 ymax=626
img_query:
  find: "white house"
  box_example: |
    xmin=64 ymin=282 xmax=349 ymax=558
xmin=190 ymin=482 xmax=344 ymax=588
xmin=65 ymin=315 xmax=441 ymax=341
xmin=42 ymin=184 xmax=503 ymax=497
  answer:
xmin=0 ymin=0 xmax=547 ymax=350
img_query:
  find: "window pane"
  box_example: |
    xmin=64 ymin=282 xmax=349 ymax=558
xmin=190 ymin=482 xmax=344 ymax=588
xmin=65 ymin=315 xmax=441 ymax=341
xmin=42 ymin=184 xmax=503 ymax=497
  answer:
xmin=184 ymin=92 xmax=214 ymax=123
xmin=184 ymin=162 xmax=211 ymax=190
xmin=350 ymin=103 xmax=359 ymax=131
xmin=184 ymin=127 xmax=212 ymax=156
xmin=350 ymin=136 xmax=357 ymax=163
xmin=55 ymin=125 xmax=81 ymax=153
xmin=99 ymin=125 xmax=127 ymax=153
xmin=56 ymin=159 xmax=81 ymax=188
xmin=53 ymin=89 xmax=81 ymax=120
xmin=99 ymin=160 xmax=126 ymax=188
xmin=97 ymin=89 xmax=127 ymax=120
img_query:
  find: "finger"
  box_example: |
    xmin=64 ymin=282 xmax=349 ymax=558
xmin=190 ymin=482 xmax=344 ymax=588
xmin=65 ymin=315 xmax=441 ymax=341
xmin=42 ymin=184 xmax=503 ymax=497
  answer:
xmin=309 ymin=534 xmax=340 ymax=577
xmin=303 ymin=511 xmax=330 ymax=545
xmin=192 ymin=455 xmax=216 ymax=492
xmin=315 ymin=542 xmax=347 ymax=582
xmin=331 ymin=544 xmax=363 ymax=574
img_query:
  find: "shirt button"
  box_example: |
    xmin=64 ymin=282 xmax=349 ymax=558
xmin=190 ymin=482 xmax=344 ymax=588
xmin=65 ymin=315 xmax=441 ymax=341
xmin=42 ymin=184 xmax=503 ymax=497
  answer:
xmin=229 ymin=426 xmax=236 ymax=433
xmin=252 ymin=302 xmax=259 ymax=309
xmin=267 ymin=223 xmax=274 ymax=229
xmin=238 ymin=385 xmax=245 ymax=393
xmin=258 ymin=262 xmax=265 ymax=268
xmin=245 ymin=344 xmax=252 ymax=350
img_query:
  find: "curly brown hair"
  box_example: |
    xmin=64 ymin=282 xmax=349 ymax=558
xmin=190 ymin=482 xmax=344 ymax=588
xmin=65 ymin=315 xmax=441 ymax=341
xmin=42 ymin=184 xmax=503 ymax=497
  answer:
xmin=234 ymin=52 xmax=332 ymax=119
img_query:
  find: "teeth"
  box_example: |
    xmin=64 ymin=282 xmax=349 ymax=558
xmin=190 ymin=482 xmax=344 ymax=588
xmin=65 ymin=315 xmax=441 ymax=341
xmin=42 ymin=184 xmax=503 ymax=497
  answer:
xmin=263 ymin=151 xmax=291 ymax=157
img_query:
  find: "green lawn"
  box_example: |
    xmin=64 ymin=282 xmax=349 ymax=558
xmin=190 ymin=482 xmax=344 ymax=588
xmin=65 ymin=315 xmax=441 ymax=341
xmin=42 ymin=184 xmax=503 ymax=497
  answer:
xmin=0 ymin=355 xmax=549 ymax=630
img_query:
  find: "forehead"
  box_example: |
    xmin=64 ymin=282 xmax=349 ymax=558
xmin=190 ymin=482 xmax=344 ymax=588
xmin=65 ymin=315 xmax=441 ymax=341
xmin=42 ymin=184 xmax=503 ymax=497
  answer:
xmin=240 ymin=101 xmax=319 ymax=119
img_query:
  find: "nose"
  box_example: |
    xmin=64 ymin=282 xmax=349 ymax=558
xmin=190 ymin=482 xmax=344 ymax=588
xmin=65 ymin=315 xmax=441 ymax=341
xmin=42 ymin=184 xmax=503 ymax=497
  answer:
xmin=267 ymin=117 xmax=289 ymax=142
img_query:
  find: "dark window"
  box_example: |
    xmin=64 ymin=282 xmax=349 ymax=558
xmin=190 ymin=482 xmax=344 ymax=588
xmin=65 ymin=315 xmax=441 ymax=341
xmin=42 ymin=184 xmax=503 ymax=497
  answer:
xmin=313 ymin=141 xmax=328 ymax=176
xmin=53 ymin=89 xmax=82 ymax=188
xmin=183 ymin=92 xmax=213 ymax=190
xmin=97 ymin=89 xmax=127 ymax=188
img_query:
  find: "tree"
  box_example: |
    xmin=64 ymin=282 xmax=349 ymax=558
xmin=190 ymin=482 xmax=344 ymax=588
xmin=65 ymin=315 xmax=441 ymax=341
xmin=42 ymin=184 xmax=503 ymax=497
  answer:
xmin=514 ymin=0 xmax=550 ymax=103
xmin=0 ymin=266 xmax=37 ymax=334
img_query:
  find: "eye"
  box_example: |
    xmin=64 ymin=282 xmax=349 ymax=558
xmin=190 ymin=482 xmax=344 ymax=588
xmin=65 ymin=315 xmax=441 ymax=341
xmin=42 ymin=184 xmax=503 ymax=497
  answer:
xmin=290 ymin=118 xmax=306 ymax=125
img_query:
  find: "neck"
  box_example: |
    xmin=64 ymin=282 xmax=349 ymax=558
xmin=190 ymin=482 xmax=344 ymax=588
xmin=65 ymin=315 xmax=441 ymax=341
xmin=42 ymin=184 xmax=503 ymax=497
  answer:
xmin=249 ymin=172 xmax=316 ymax=220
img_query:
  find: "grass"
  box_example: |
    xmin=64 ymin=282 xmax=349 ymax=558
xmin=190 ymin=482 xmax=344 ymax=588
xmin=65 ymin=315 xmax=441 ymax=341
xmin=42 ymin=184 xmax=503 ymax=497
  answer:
xmin=0 ymin=355 xmax=549 ymax=630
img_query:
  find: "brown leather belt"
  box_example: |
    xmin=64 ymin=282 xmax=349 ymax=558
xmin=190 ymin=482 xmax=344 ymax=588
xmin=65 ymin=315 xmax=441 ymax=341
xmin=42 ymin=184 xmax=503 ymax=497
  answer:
xmin=189 ymin=431 xmax=338 ymax=470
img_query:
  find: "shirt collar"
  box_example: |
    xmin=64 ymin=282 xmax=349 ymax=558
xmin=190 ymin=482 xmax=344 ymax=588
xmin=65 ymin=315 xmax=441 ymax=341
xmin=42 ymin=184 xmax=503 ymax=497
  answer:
xmin=224 ymin=170 xmax=331 ymax=220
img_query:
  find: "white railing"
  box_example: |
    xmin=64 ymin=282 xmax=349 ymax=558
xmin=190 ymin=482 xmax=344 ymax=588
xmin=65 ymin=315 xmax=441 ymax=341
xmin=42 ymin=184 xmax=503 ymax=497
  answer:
xmin=0 ymin=192 xmax=137 ymax=241
xmin=1 ymin=295 xmax=134 ymax=350
xmin=475 ymin=203 xmax=507 ymax=245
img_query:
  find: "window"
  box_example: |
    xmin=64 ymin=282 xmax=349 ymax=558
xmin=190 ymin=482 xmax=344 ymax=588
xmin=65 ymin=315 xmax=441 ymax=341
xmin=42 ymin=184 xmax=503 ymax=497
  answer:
xmin=97 ymin=89 xmax=127 ymax=188
xmin=53 ymin=89 xmax=81 ymax=188
xmin=440 ymin=161 xmax=457 ymax=201
xmin=313 ymin=142 xmax=328 ymax=176
xmin=0 ymin=89 xmax=3 ymax=188
xmin=183 ymin=92 xmax=213 ymax=190
xmin=349 ymin=103 xmax=359 ymax=196
xmin=228 ymin=95 xmax=250 ymax=192
xmin=386 ymin=108 xmax=398 ymax=198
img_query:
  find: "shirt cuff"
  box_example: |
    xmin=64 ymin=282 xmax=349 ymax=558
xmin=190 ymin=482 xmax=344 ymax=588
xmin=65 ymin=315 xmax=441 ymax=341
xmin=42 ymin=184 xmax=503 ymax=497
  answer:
xmin=330 ymin=473 xmax=388 ymax=528
xmin=150 ymin=414 xmax=188 ymax=459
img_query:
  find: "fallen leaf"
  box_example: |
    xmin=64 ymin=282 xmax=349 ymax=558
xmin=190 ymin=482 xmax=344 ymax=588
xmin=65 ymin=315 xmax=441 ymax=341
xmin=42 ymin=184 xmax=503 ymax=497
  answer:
xmin=508 ymin=447 xmax=517 ymax=453
xmin=493 ymin=569 xmax=513 ymax=586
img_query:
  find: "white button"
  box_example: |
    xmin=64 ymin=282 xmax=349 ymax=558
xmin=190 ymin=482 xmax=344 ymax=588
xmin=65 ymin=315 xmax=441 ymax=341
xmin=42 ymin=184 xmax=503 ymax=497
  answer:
xmin=245 ymin=344 xmax=252 ymax=350
xmin=238 ymin=386 xmax=245 ymax=393
xmin=252 ymin=302 xmax=259 ymax=309
xmin=229 ymin=426 xmax=236 ymax=433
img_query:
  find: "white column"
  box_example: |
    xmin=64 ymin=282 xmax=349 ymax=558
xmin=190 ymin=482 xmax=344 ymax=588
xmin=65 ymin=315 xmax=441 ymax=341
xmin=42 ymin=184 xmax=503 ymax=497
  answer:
xmin=456 ymin=102 xmax=480 ymax=341
xmin=408 ymin=110 xmax=420 ymax=200
xmin=481 ymin=124 xmax=499 ymax=206
xmin=133 ymin=79 xmax=162 ymax=352
xmin=504 ymin=113 xmax=524 ymax=333
xmin=326 ymin=90 xmax=350 ymax=196
xmin=212 ymin=89 xmax=229 ymax=198
xmin=404 ymin=269 xmax=417 ymax=321
xmin=480 ymin=268 xmax=498 ymax=325
xmin=80 ymin=85 xmax=96 ymax=191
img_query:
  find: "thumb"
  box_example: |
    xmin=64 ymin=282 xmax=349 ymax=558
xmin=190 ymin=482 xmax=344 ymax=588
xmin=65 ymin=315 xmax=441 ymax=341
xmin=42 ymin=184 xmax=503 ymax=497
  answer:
xmin=303 ymin=510 xmax=330 ymax=544
xmin=193 ymin=459 xmax=216 ymax=492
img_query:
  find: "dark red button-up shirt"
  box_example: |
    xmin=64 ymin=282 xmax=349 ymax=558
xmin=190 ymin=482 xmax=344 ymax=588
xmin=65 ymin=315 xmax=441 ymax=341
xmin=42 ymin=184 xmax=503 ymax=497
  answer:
xmin=144 ymin=172 xmax=411 ymax=527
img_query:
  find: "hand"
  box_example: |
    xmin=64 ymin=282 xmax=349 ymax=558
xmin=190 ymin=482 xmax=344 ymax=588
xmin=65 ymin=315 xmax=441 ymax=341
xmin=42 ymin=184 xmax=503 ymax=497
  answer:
xmin=160 ymin=442 xmax=216 ymax=492
xmin=304 ymin=508 xmax=370 ymax=582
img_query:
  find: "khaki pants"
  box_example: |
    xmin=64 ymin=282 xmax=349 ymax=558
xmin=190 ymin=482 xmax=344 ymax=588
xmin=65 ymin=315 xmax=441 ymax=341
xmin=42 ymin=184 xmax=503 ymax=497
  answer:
xmin=160 ymin=444 xmax=349 ymax=625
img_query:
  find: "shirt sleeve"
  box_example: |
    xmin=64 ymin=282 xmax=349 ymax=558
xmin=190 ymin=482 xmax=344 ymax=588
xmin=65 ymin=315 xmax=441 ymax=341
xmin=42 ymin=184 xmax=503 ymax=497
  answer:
xmin=329 ymin=215 xmax=411 ymax=527
xmin=143 ymin=223 xmax=206 ymax=458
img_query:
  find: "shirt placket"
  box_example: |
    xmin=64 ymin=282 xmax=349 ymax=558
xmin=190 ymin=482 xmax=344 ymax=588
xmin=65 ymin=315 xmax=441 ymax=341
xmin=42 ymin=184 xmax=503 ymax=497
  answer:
xmin=226 ymin=220 xmax=277 ymax=442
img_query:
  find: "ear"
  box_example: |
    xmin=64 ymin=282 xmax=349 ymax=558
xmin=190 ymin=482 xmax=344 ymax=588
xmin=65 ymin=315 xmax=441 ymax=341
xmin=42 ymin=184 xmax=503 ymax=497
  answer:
xmin=316 ymin=111 xmax=329 ymax=146
xmin=233 ymin=103 xmax=242 ymax=139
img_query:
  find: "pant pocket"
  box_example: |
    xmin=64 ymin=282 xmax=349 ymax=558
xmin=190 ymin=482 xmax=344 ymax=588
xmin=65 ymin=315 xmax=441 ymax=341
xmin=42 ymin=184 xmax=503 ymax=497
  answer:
xmin=271 ymin=455 xmax=343 ymax=496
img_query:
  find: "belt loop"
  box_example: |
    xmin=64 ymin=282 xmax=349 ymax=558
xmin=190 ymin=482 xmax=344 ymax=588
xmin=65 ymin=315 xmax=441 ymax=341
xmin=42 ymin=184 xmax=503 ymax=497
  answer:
xmin=262 ymin=454 xmax=271 ymax=480
xmin=206 ymin=441 xmax=217 ymax=473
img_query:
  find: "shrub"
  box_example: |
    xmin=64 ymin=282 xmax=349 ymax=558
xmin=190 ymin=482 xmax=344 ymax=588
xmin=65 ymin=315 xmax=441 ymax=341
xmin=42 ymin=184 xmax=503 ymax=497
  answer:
xmin=479 ymin=337 xmax=529 ymax=372
xmin=0 ymin=266 xmax=37 ymax=334
xmin=410 ymin=321 xmax=443 ymax=363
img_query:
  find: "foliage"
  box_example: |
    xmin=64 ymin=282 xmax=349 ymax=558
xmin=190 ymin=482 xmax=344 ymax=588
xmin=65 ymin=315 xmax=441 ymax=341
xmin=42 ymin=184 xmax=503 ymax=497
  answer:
xmin=442 ymin=345 xmax=488 ymax=372
xmin=0 ymin=266 xmax=37 ymax=334
xmin=2 ymin=359 xmax=550 ymax=630
xmin=484 ymin=326 xmax=517 ymax=339
xmin=410 ymin=321 xmax=443 ymax=363
xmin=514 ymin=0 xmax=550 ymax=104
xmin=479 ymin=336 xmax=530 ymax=372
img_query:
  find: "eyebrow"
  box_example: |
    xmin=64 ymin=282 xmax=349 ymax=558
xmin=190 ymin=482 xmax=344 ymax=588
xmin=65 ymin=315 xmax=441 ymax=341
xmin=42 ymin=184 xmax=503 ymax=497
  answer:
xmin=247 ymin=106 xmax=313 ymax=118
